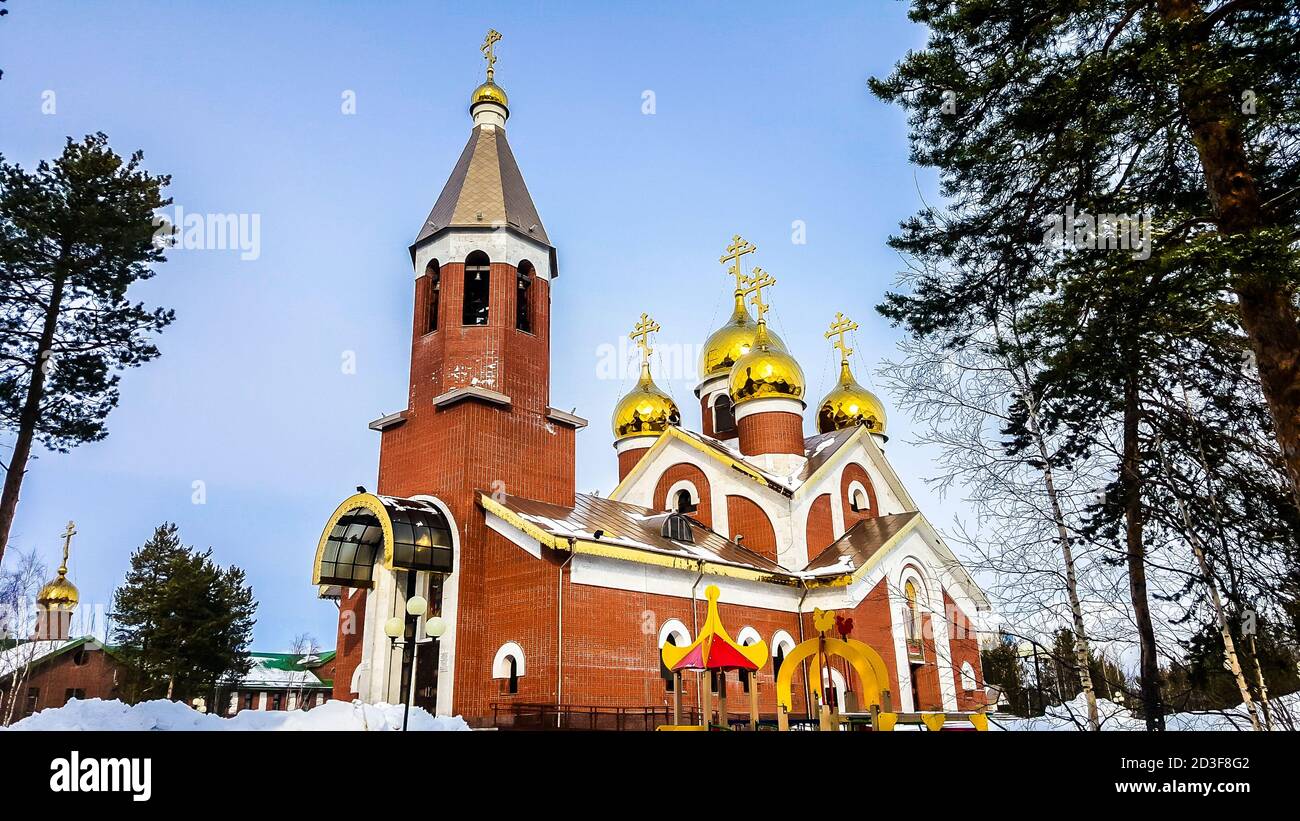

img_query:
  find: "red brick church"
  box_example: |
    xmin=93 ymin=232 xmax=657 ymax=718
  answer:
xmin=311 ymin=32 xmax=990 ymax=727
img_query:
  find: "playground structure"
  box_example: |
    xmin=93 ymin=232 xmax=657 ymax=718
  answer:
xmin=658 ymin=586 xmax=988 ymax=731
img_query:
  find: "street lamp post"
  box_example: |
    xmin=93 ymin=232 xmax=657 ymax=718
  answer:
xmin=384 ymin=594 xmax=450 ymax=732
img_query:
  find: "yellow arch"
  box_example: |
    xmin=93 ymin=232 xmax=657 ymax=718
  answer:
xmin=311 ymin=492 xmax=397 ymax=585
xmin=775 ymin=636 xmax=890 ymax=712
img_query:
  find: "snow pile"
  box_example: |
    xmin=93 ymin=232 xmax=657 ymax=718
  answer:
xmin=991 ymin=691 xmax=1299 ymax=731
xmin=3 ymin=698 xmax=471 ymax=732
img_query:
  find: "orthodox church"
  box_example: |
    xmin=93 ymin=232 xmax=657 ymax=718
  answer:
xmin=311 ymin=32 xmax=990 ymax=726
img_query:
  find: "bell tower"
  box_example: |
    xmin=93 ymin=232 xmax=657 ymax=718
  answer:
xmin=375 ymin=30 xmax=581 ymax=510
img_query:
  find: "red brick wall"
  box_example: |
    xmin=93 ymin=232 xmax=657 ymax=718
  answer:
xmin=725 ymin=495 xmax=777 ymax=560
xmin=617 ymin=446 xmax=649 ymax=481
xmin=3 ymin=647 xmax=125 ymax=715
xmin=333 ymin=588 xmax=367 ymax=700
xmin=652 ymin=463 xmax=713 ymax=527
xmin=363 ymin=252 xmax=578 ymax=721
xmin=737 ymin=410 xmax=803 ymax=456
xmin=840 ymin=462 xmax=879 ymax=529
xmin=804 ymin=493 xmax=835 ymax=561
xmin=945 ymin=591 xmax=985 ymax=710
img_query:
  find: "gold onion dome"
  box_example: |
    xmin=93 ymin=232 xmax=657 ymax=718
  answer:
xmin=470 ymin=80 xmax=509 ymax=110
xmin=37 ymin=568 xmax=79 ymax=610
xmin=700 ymin=292 xmax=787 ymax=379
xmin=728 ymin=321 xmax=805 ymax=405
xmin=613 ymin=361 xmax=681 ymax=440
xmin=817 ymin=359 xmax=887 ymax=436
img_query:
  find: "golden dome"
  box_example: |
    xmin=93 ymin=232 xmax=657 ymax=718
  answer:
xmin=700 ymin=292 xmax=787 ymax=379
xmin=470 ymin=81 xmax=509 ymax=110
xmin=613 ymin=361 xmax=681 ymax=440
xmin=817 ymin=359 xmax=887 ymax=435
xmin=37 ymin=570 xmax=79 ymax=610
xmin=728 ymin=322 xmax=805 ymax=404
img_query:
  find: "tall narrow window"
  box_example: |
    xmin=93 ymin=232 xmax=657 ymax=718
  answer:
xmin=516 ymin=260 xmax=534 ymax=332
xmin=424 ymin=260 xmax=440 ymax=333
xmin=463 ymin=251 xmax=490 ymax=326
xmin=713 ymin=394 xmax=736 ymax=434
xmin=662 ymin=634 xmax=677 ymax=692
xmin=507 ymin=656 xmax=519 ymax=694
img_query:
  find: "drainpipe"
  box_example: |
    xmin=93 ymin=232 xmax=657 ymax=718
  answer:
xmin=557 ymin=537 xmax=576 ymax=727
xmin=797 ymin=580 xmax=812 ymax=717
xmin=690 ymin=561 xmax=705 ymax=718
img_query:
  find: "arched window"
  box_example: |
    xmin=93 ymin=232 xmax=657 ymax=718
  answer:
xmin=658 ymin=620 xmax=691 ymax=693
xmin=515 ymin=260 xmax=534 ymax=333
xmin=737 ymin=628 xmax=761 ymax=693
xmin=492 ymin=641 xmax=525 ymax=695
xmin=960 ymin=661 xmax=978 ymax=692
xmin=850 ymin=488 xmax=869 ymax=513
xmin=463 ymin=251 xmax=490 ymax=326
xmin=904 ymin=580 xmax=919 ymax=641
xmin=771 ymin=630 xmax=795 ymax=679
xmin=713 ymin=394 xmax=736 ymax=435
xmin=674 ymin=488 xmax=696 ymax=514
xmin=903 ymin=576 xmax=925 ymax=660
xmin=662 ymin=634 xmax=677 ymax=692
xmin=424 ymin=259 xmax=440 ymax=333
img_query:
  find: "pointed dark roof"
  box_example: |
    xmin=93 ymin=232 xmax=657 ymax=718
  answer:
xmin=414 ymin=126 xmax=550 ymax=248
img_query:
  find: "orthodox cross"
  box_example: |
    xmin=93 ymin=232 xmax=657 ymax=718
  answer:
xmin=740 ymin=267 xmax=776 ymax=322
xmin=719 ymin=234 xmax=758 ymax=291
xmin=825 ymin=312 xmax=859 ymax=362
xmin=59 ymin=520 xmax=77 ymax=574
xmin=630 ymin=312 xmax=660 ymax=362
xmin=482 ymin=29 xmax=503 ymax=82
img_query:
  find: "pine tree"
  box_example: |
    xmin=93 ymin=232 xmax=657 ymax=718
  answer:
xmin=869 ymin=0 xmax=1300 ymax=730
xmin=0 ymin=134 xmax=175 ymax=566
xmin=111 ymin=524 xmax=256 ymax=703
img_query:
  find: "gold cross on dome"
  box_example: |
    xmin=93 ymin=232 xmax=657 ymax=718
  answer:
xmin=740 ymin=267 xmax=776 ymax=321
xmin=719 ymin=234 xmax=758 ymax=291
xmin=59 ymin=520 xmax=77 ymax=573
xmin=482 ymin=29 xmax=502 ymax=82
xmin=825 ymin=312 xmax=859 ymax=362
xmin=629 ymin=312 xmax=660 ymax=361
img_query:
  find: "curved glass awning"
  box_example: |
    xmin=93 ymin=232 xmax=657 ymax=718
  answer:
xmin=312 ymin=493 xmax=454 ymax=589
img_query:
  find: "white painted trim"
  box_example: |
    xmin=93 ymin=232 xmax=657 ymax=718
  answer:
xmin=412 ymin=226 xmax=554 ymax=281
xmin=492 ymin=641 xmax=526 ymax=678
xmin=410 ymin=494 xmax=463 ymax=717
xmin=486 ymin=509 xmax=543 ymax=558
xmin=771 ymin=630 xmax=796 ymax=657
xmin=733 ymin=396 xmax=804 ymax=421
xmin=658 ymin=619 xmax=691 ymax=648
xmin=736 ymin=626 xmax=762 ymax=647
xmin=846 ymin=480 xmax=871 ymax=512
xmin=665 ymin=479 xmax=700 ymax=512
xmin=614 ymin=434 xmax=660 ymax=454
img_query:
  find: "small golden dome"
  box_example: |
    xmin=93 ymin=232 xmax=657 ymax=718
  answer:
xmin=728 ymin=322 xmax=805 ymax=404
xmin=817 ymin=360 xmax=887 ymax=435
xmin=700 ymin=292 xmax=787 ymax=379
xmin=470 ymin=81 xmax=509 ymax=110
xmin=37 ymin=571 xmax=79 ymax=610
xmin=613 ymin=362 xmax=681 ymax=440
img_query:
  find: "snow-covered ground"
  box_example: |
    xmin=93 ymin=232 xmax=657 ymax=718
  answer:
xmin=991 ymin=691 xmax=1299 ymax=731
xmin=2 ymin=698 xmax=471 ymax=731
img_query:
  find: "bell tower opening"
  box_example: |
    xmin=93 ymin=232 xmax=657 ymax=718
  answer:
xmin=463 ymin=251 xmax=491 ymax=326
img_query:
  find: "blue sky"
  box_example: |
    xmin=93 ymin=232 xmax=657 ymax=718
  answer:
xmin=0 ymin=1 xmax=959 ymax=649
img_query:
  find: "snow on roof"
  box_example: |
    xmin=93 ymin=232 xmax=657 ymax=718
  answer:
xmin=235 ymin=652 xmax=334 ymax=689
xmin=0 ymin=639 xmax=72 ymax=679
